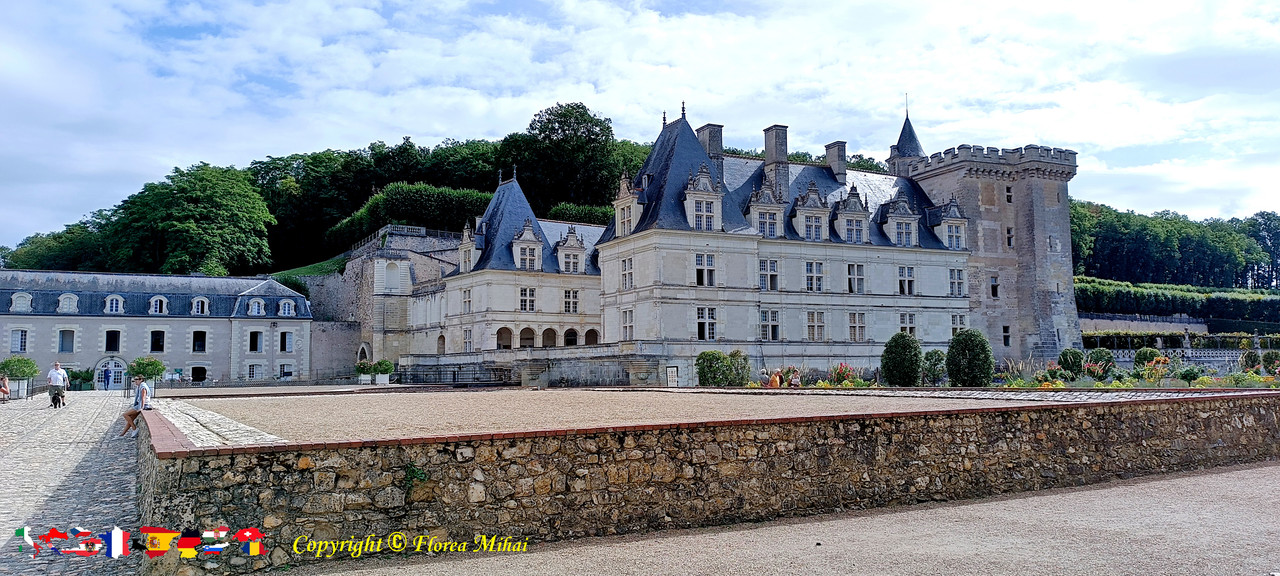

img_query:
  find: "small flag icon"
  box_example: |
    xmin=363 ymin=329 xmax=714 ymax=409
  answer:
xmin=176 ymin=529 xmax=202 ymax=558
xmin=139 ymin=526 xmax=181 ymax=558
xmin=99 ymin=527 xmax=130 ymax=558
xmin=15 ymin=527 xmax=37 ymax=557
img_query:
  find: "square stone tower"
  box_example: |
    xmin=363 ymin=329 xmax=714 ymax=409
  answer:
xmin=890 ymin=118 xmax=1082 ymax=360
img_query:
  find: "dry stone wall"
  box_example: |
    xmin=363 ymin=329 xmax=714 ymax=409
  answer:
xmin=137 ymin=394 xmax=1280 ymax=575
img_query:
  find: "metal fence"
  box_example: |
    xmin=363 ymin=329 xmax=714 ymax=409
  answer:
xmin=396 ymin=365 xmax=513 ymax=386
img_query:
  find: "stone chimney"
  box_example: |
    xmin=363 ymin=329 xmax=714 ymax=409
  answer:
xmin=764 ymin=125 xmax=789 ymax=198
xmin=825 ymin=141 xmax=847 ymax=184
xmin=696 ymin=123 xmax=724 ymax=180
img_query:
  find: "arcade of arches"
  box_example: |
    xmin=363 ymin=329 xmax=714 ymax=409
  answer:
xmin=494 ymin=327 xmax=599 ymax=350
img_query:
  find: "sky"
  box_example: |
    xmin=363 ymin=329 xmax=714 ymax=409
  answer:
xmin=2 ymin=0 xmax=1278 ymax=249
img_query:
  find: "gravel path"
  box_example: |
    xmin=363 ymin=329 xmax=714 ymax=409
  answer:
xmin=280 ymin=461 xmax=1280 ymax=576
xmin=0 ymin=391 xmax=141 ymax=575
xmin=182 ymin=389 xmax=1043 ymax=443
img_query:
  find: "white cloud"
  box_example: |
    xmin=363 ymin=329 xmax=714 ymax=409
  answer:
xmin=1 ymin=0 xmax=1277 ymax=250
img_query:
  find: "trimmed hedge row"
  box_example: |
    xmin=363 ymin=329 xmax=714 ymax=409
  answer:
xmin=1074 ymin=278 xmax=1280 ymax=323
xmin=547 ymin=203 xmax=613 ymax=226
xmin=326 ymin=182 xmax=492 ymax=248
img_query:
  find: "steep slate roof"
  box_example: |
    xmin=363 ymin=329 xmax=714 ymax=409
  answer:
xmin=629 ymin=117 xmax=737 ymax=233
xmin=895 ymin=116 xmax=925 ymax=157
xmin=0 ymin=270 xmax=311 ymax=318
xmin=467 ymin=178 xmax=603 ymax=275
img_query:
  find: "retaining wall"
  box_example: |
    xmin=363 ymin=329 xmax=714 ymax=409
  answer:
xmin=137 ymin=393 xmax=1280 ymax=575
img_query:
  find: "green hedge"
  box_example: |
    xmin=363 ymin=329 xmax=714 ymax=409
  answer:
xmin=1074 ymin=276 xmax=1280 ymax=323
xmin=326 ymin=182 xmax=492 ymax=249
xmin=547 ymin=203 xmax=613 ymax=226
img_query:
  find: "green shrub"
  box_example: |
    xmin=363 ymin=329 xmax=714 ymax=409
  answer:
xmin=946 ymin=329 xmax=995 ymax=388
xmin=1085 ymin=348 xmax=1115 ymax=366
xmin=326 ymin=182 xmax=492 ymax=249
xmin=695 ymin=351 xmax=732 ymax=387
xmin=922 ymin=349 xmax=947 ymax=386
xmin=547 ymin=203 xmax=614 ymax=226
xmin=1176 ymin=365 xmax=1204 ymax=385
xmin=1240 ymin=349 xmax=1261 ymax=371
xmin=0 ymin=356 xmax=39 ymax=380
xmin=726 ymin=350 xmax=752 ymax=387
xmin=1263 ymin=350 xmax=1280 ymax=374
xmin=128 ymin=356 xmax=166 ymax=381
xmin=1058 ymin=348 xmax=1085 ymax=375
xmin=372 ymin=360 xmax=396 ymax=374
xmin=880 ymin=332 xmax=922 ymax=387
xmin=1134 ymin=347 xmax=1161 ymax=367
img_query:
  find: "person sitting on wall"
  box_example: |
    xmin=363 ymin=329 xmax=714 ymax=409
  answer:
xmin=0 ymin=375 xmax=10 ymax=402
xmin=118 ymin=377 xmax=153 ymax=439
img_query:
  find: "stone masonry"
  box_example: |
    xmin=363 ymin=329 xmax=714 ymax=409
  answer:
xmin=136 ymin=392 xmax=1280 ymax=575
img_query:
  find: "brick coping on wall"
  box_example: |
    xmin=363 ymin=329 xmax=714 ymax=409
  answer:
xmin=139 ymin=389 xmax=1280 ymax=460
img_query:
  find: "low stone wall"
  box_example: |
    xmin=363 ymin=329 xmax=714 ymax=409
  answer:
xmin=137 ymin=393 xmax=1280 ymax=575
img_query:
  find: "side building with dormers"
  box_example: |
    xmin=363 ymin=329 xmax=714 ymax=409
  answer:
xmin=0 ymin=270 xmax=312 ymax=386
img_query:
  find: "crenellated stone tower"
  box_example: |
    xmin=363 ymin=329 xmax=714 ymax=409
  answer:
xmin=890 ymin=117 xmax=1082 ymax=360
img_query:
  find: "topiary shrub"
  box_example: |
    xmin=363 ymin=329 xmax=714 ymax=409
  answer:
xmin=726 ymin=349 xmax=752 ymax=387
xmin=922 ymin=349 xmax=947 ymax=386
xmin=695 ymin=351 xmax=732 ymax=387
xmin=1263 ymin=350 xmax=1280 ymax=374
xmin=1134 ymin=347 xmax=1161 ymax=367
xmin=881 ymin=332 xmax=923 ymax=387
xmin=946 ymin=329 xmax=995 ymax=388
xmin=0 ymin=355 xmax=39 ymax=381
xmin=1058 ymin=348 xmax=1085 ymax=376
xmin=372 ymin=360 xmax=396 ymax=374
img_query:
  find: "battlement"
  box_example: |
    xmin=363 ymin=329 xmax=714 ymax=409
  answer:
xmin=909 ymin=144 xmax=1077 ymax=176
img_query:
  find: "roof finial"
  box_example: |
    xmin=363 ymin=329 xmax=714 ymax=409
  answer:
xmin=905 ymin=92 xmax=909 ymax=118
xmin=512 ymin=164 xmax=517 ymax=179
xmin=662 ymin=110 xmax=667 ymax=127
xmin=498 ymin=168 xmax=503 ymax=184
xmin=681 ymin=101 xmax=686 ymax=119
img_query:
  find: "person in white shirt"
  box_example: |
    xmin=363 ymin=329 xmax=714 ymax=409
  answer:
xmin=47 ymin=362 xmax=69 ymax=408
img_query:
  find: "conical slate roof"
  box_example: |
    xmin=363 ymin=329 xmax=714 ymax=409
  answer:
xmin=895 ymin=115 xmax=925 ymax=158
xmin=470 ymin=178 xmax=556 ymax=272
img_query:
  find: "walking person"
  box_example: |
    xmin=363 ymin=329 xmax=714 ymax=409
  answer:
xmin=101 ymin=367 xmax=112 ymax=391
xmin=47 ymin=362 xmax=69 ymax=408
xmin=119 ymin=376 xmax=153 ymax=438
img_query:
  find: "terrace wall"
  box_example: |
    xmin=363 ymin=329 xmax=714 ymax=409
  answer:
xmin=136 ymin=393 xmax=1280 ymax=575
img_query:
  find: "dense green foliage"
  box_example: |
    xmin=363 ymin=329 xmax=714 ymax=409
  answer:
xmin=695 ymin=350 xmax=733 ymax=387
xmin=727 ymin=350 xmax=752 ymax=387
xmin=1240 ymin=350 xmax=1261 ymax=371
xmin=946 ymin=329 xmax=995 ymax=388
xmin=1074 ymin=276 xmax=1280 ymax=322
xmin=1071 ymin=201 xmax=1276 ymax=289
xmin=0 ymin=356 xmax=39 ymax=380
xmin=922 ymin=349 xmax=947 ymax=386
xmin=1133 ymin=347 xmax=1161 ymax=366
xmin=1058 ymin=348 xmax=1085 ymax=375
xmin=547 ymin=203 xmax=614 ymax=226
xmin=128 ymin=356 xmax=166 ymax=381
xmin=326 ymin=183 xmax=493 ymax=248
xmin=881 ymin=332 xmax=923 ymax=387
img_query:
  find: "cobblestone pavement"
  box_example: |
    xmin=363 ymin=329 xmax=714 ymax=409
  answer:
xmin=0 ymin=392 xmax=141 ymax=575
xmin=155 ymin=400 xmax=284 ymax=447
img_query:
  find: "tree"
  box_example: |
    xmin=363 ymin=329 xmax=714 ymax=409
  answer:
xmin=695 ymin=350 xmax=733 ymax=386
xmin=922 ymin=349 xmax=947 ymax=386
xmin=881 ymin=332 xmax=923 ymax=387
xmin=0 ymin=356 xmax=39 ymax=380
xmin=497 ymin=103 xmax=619 ymax=213
xmin=107 ymin=163 xmax=275 ymax=275
xmin=128 ymin=356 xmax=166 ymax=382
xmin=946 ymin=329 xmax=995 ymax=387
xmin=5 ymin=212 xmax=112 ymax=271
xmin=424 ymin=139 xmax=500 ymax=193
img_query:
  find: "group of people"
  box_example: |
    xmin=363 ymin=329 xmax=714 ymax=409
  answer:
xmin=766 ymin=369 xmax=802 ymax=388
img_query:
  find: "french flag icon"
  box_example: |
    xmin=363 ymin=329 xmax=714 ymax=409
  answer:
xmin=99 ymin=527 xmax=130 ymax=558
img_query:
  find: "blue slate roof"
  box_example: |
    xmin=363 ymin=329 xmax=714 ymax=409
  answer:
xmin=630 ymin=117 xmax=732 ymax=233
xmin=466 ymin=178 xmax=603 ymax=275
xmin=895 ymin=116 xmax=925 ymax=157
xmin=0 ymin=270 xmax=312 ymax=318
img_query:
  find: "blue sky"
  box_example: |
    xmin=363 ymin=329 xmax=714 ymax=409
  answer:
xmin=1 ymin=0 xmax=1277 ymax=250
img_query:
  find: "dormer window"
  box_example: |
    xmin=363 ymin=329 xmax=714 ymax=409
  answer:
xmin=803 ymin=216 xmax=824 ymax=241
xmin=511 ymin=219 xmax=543 ymax=272
xmin=105 ymin=295 xmax=125 ymax=314
xmin=149 ymin=296 xmax=169 ymax=315
xmin=9 ymin=293 xmax=32 ymax=313
xmin=946 ymin=223 xmax=966 ymax=249
xmin=518 ymin=246 xmax=538 ymax=270
xmin=248 ymin=298 xmax=265 ymax=316
xmin=792 ymin=181 xmax=829 ymax=243
xmin=757 ymin=212 xmax=779 ymax=238
xmin=894 ymin=221 xmax=914 ymax=247
xmin=693 ymin=200 xmax=715 ymax=231
xmin=57 ymin=293 xmax=79 ymax=314
xmin=191 ymin=297 xmax=209 ymax=315
xmin=617 ymin=205 xmax=633 ymax=237
xmin=563 ymin=253 xmax=580 ymax=273
xmin=682 ymin=163 xmax=721 ymax=233
xmin=279 ymin=300 xmax=296 ymax=316
xmin=845 ymin=219 xmax=865 ymax=244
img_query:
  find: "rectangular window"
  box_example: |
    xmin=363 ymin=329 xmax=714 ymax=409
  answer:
xmin=149 ymin=330 xmax=164 ymax=353
xmin=249 ymin=331 xmax=263 ymax=353
xmin=248 ymin=364 xmax=261 ymax=380
xmin=991 ymin=276 xmax=1000 ymax=298
xmin=1006 ymin=227 xmax=1015 ymax=249
xmin=621 ymin=309 xmax=635 ymax=340
xmin=462 ymin=289 xmax=472 ymax=314
xmin=695 ymin=253 xmax=716 ymax=286
xmin=696 ymin=307 xmax=717 ymax=340
xmin=848 ymin=312 xmax=866 ymax=342
xmin=806 ymin=311 xmax=825 ymax=341
xmin=845 ymin=219 xmax=864 ymax=244
xmin=1006 ymin=186 xmax=1013 ymax=203
xmin=519 ymin=288 xmax=536 ymax=312
xmin=105 ymin=330 xmax=121 ymax=353
xmin=563 ymin=290 xmax=579 ymax=313
xmin=847 ymin=263 xmax=864 ymax=294
xmin=805 ymin=261 xmax=824 ymax=292
xmin=619 ymin=205 xmax=632 ymax=236
xmin=58 ymin=329 xmax=74 ymax=353
xmin=10 ymin=329 xmax=27 ymax=353
xmin=947 ymin=224 xmax=964 ymax=249
xmin=280 ymin=332 xmax=294 ymax=353
xmin=621 ymin=258 xmax=634 ymax=290
xmin=759 ymin=309 xmax=780 ymax=341
xmin=952 ymin=314 xmax=967 ymax=336
xmin=519 ymin=246 xmax=537 ymax=270
xmin=563 ymin=253 xmax=580 ymax=273
xmin=694 ymin=200 xmax=715 ymax=231
xmin=107 ymin=298 xmax=122 ymax=314
xmin=898 ymin=266 xmax=915 ymax=295
xmin=463 ymin=329 xmax=474 ymax=353
xmin=895 ymin=222 xmax=913 ymax=246
xmin=192 ymin=330 xmax=206 ymax=353
xmin=949 ymin=268 xmax=966 ymax=297
xmin=1003 ymin=325 xmax=1012 ymax=347
xmin=899 ymin=313 xmax=916 ymax=336
xmin=758 ymin=259 xmax=779 ymax=291
xmin=804 ymin=215 xmax=823 ymax=241
xmin=279 ymin=364 xmax=294 ymax=378
xmin=757 ymin=212 xmax=777 ymax=238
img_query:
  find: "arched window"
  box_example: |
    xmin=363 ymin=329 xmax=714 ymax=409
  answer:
xmin=541 ymin=328 xmax=557 ymax=347
xmin=385 ymin=262 xmax=401 ymax=292
xmin=436 ymin=335 xmax=446 ymax=354
xmin=279 ymin=299 xmax=296 ymax=316
xmin=9 ymin=292 xmax=32 ymax=313
xmin=519 ymin=328 xmax=535 ymax=348
xmin=149 ymin=296 xmax=169 ymax=315
xmin=496 ymin=328 xmax=513 ymax=350
xmin=248 ymin=298 xmax=265 ymax=316
xmin=57 ymin=293 xmax=79 ymax=314
xmin=585 ymin=329 xmax=599 ymax=345
xmin=564 ymin=329 xmax=578 ymax=346
xmin=105 ymin=295 xmax=125 ymax=314
xmin=190 ymin=297 xmax=209 ymax=315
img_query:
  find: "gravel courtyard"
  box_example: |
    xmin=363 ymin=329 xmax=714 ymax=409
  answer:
xmin=181 ymin=388 xmax=1044 ymax=443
